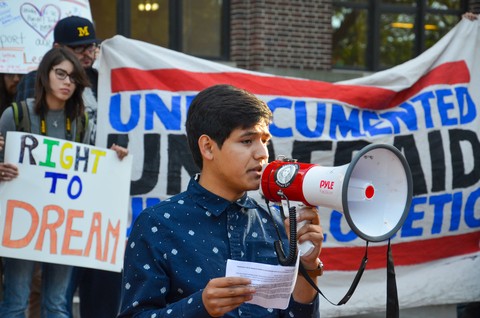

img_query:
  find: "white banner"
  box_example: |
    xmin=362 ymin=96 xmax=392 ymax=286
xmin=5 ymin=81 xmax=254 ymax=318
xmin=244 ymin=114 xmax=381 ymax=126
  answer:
xmin=0 ymin=0 xmax=92 ymax=74
xmin=96 ymin=18 xmax=480 ymax=316
xmin=0 ymin=132 xmax=132 ymax=272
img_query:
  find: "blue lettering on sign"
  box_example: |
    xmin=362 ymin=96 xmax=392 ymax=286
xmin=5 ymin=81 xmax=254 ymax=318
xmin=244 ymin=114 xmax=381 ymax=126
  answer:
xmin=295 ymin=101 xmax=325 ymax=138
xmin=109 ymin=93 xmax=195 ymax=132
xmin=145 ymin=94 xmax=181 ymax=130
xmin=436 ymin=89 xmax=457 ymax=126
xmin=455 ymin=86 xmax=476 ymax=124
xmin=429 ymin=193 xmax=451 ymax=234
xmin=329 ymin=211 xmax=356 ymax=242
xmin=411 ymin=91 xmax=436 ymax=129
xmin=268 ymin=98 xmax=293 ymax=137
xmin=465 ymin=187 xmax=480 ymax=227
xmin=109 ymin=94 xmax=140 ymax=132
xmin=362 ymin=111 xmax=392 ymax=136
xmin=329 ymin=104 xmax=364 ymax=139
xmin=379 ymin=102 xmax=418 ymax=134
xmin=450 ymin=192 xmax=462 ymax=231
xmin=108 ymin=86 xmax=477 ymax=140
xmin=396 ymin=197 xmax=425 ymax=238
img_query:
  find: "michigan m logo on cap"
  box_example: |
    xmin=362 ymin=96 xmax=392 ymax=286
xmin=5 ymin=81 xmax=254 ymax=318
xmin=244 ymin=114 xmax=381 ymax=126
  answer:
xmin=77 ymin=26 xmax=90 ymax=37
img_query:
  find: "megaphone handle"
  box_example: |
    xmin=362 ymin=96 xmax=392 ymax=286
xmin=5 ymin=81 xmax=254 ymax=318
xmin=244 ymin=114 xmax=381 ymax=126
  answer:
xmin=281 ymin=201 xmax=315 ymax=256
xmin=297 ymin=220 xmax=315 ymax=256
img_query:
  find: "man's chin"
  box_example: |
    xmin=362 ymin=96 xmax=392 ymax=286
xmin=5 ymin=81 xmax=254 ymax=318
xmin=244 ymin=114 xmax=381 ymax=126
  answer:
xmin=246 ymin=182 xmax=261 ymax=192
xmin=81 ymin=60 xmax=94 ymax=68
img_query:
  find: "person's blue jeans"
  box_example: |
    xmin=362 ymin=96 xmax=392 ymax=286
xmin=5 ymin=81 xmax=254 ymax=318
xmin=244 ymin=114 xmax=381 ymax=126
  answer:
xmin=0 ymin=258 xmax=72 ymax=318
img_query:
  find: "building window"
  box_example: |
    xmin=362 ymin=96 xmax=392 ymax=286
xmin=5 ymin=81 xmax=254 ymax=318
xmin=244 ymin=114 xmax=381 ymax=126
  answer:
xmin=97 ymin=0 xmax=230 ymax=60
xmin=90 ymin=0 xmax=118 ymax=42
xmin=332 ymin=0 xmax=468 ymax=71
xmin=181 ymin=0 xmax=226 ymax=58
xmin=130 ymin=0 xmax=169 ymax=47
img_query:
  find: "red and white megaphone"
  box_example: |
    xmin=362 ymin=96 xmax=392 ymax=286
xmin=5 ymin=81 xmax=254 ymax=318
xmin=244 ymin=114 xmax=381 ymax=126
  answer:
xmin=260 ymin=144 xmax=413 ymax=247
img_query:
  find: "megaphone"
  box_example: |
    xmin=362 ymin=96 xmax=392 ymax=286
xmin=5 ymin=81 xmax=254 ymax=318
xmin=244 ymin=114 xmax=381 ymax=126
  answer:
xmin=260 ymin=143 xmax=413 ymax=244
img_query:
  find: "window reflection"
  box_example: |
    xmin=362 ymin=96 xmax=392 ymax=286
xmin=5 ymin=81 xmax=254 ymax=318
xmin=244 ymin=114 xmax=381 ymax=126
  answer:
xmin=424 ymin=13 xmax=459 ymax=49
xmin=332 ymin=0 xmax=466 ymax=71
xmin=182 ymin=0 xmax=223 ymax=57
xmin=130 ymin=0 xmax=169 ymax=47
xmin=380 ymin=13 xmax=415 ymax=69
xmin=332 ymin=8 xmax=367 ymax=69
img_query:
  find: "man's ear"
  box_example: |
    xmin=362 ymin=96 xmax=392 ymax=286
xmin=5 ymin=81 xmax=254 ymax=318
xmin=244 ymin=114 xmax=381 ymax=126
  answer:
xmin=198 ymin=135 xmax=214 ymax=161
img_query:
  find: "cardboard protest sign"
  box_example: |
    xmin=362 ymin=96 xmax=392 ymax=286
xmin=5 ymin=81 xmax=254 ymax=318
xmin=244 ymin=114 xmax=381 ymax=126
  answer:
xmin=0 ymin=132 xmax=132 ymax=272
xmin=0 ymin=0 xmax=92 ymax=74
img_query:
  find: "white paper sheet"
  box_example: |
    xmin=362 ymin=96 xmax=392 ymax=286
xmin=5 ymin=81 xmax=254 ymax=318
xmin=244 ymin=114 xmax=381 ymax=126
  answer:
xmin=225 ymin=257 xmax=300 ymax=309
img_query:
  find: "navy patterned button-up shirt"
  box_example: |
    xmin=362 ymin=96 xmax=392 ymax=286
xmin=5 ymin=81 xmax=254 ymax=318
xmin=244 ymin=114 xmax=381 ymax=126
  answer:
xmin=119 ymin=176 xmax=320 ymax=317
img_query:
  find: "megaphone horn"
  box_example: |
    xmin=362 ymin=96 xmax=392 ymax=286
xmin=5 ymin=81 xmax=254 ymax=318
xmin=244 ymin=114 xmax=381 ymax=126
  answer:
xmin=260 ymin=144 xmax=413 ymax=243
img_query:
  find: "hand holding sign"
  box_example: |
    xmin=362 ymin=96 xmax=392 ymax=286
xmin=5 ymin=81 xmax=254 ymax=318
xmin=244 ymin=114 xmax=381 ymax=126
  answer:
xmin=0 ymin=132 xmax=132 ymax=272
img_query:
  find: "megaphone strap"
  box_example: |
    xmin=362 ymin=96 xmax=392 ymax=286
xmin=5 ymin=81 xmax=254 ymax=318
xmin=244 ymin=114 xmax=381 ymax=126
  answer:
xmin=387 ymin=239 xmax=400 ymax=318
xmin=298 ymin=241 xmax=369 ymax=307
xmin=300 ymin=240 xmax=400 ymax=318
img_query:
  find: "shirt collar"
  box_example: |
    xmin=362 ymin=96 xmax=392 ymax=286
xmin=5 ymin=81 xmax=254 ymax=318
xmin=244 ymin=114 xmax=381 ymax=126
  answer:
xmin=188 ymin=175 xmax=258 ymax=216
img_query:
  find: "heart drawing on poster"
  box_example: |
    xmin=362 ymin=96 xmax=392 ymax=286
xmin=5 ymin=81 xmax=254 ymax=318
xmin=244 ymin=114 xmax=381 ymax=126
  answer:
xmin=20 ymin=3 xmax=61 ymax=39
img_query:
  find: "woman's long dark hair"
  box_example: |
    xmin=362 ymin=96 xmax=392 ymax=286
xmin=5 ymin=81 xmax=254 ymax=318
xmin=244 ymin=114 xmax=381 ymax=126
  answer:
xmin=34 ymin=47 xmax=90 ymax=120
xmin=0 ymin=73 xmax=15 ymax=115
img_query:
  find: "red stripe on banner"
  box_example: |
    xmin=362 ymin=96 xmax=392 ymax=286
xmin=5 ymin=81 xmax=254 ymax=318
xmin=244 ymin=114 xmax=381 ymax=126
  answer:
xmin=321 ymin=231 xmax=480 ymax=271
xmin=110 ymin=61 xmax=470 ymax=109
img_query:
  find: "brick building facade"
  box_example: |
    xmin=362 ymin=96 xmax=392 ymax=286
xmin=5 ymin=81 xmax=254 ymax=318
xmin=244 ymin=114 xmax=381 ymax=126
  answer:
xmin=230 ymin=0 xmax=332 ymax=74
xmin=229 ymin=0 xmax=479 ymax=81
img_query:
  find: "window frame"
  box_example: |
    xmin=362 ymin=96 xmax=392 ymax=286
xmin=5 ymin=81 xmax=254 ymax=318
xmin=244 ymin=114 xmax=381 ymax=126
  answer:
xmin=332 ymin=0 xmax=469 ymax=71
xmin=117 ymin=0 xmax=230 ymax=61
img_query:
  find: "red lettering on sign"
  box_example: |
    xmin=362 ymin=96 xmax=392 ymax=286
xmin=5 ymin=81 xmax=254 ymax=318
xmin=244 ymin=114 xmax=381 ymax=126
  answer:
xmin=1 ymin=200 xmax=120 ymax=264
xmin=3 ymin=200 xmax=38 ymax=248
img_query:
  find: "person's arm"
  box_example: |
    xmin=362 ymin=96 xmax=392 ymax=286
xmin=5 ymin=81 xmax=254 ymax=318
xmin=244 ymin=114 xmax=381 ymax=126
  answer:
xmin=119 ymin=208 xmax=256 ymax=318
xmin=118 ymin=210 xmax=211 ymax=318
xmin=0 ymin=107 xmax=19 ymax=181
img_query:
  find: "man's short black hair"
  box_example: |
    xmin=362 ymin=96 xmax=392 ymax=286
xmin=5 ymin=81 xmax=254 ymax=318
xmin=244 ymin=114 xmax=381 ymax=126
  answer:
xmin=186 ymin=84 xmax=272 ymax=169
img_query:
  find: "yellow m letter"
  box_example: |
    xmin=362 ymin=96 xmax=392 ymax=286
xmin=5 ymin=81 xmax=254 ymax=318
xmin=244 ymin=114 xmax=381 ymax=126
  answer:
xmin=77 ymin=26 xmax=90 ymax=37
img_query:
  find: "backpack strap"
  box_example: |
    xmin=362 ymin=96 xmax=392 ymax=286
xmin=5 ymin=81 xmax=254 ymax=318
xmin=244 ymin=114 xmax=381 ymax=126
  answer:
xmin=12 ymin=101 xmax=31 ymax=132
xmin=75 ymin=111 xmax=89 ymax=142
xmin=12 ymin=101 xmax=86 ymax=142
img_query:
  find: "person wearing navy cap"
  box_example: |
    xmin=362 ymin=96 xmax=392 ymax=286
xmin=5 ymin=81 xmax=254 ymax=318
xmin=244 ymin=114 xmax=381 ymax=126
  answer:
xmin=53 ymin=16 xmax=99 ymax=77
xmin=14 ymin=16 xmax=123 ymax=318
xmin=17 ymin=16 xmax=99 ymax=104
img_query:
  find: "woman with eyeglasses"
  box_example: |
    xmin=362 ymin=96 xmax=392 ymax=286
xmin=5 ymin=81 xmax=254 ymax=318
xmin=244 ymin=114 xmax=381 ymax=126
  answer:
xmin=0 ymin=47 xmax=128 ymax=318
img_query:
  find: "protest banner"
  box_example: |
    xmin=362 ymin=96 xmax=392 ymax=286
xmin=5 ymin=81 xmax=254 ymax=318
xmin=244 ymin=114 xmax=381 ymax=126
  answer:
xmin=0 ymin=0 xmax=92 ymax=74
xmin=0 ymin=132 xmax=132 ymax=272
xmin=96 ymin=18 xmax=480 ymax=316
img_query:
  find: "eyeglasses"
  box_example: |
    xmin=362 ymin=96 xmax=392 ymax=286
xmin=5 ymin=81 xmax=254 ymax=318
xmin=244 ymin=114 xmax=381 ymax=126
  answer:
xmin=52 ymin=68 xmax=77 ymax=84
xmin=68 ymin=43 xmax=97 ymax=54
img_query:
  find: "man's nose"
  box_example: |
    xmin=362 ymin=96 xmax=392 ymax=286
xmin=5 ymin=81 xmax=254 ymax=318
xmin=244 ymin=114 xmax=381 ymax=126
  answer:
xmin=255 ymin=142 xmax=269 ymax=160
